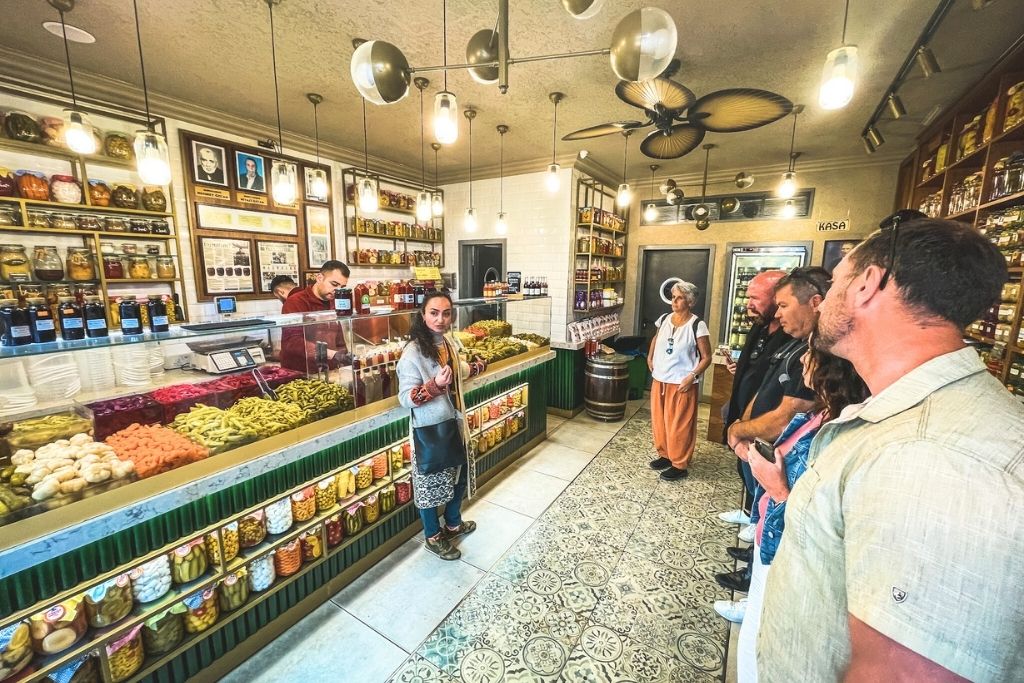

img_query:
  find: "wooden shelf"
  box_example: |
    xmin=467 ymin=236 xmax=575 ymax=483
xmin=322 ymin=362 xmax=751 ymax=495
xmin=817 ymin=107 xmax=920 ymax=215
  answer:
xmin=106 ymin=278 xmax=180 ymax=284
xmin=945 ymin=206 xmax=980 ymax=221
xmin=574 ymin=303 xmax=623 ymax=314
xmin=966 ymin=331 xmax=998 ymax=344
xmin=978 ymin=190 xmax=1024 ymax=212
xmin=917 ymin=171 xmax=946 ymax=189
xmin=0 ymin=196 xmax=173 ymax=218
xmin=575 ymin=253 xmax=626 ymax=260
xmin=948 ymin=145 xmax=988 ymax=171
xmin=0 ymin=138 xmax=137 ymax=171
xmin=575 ymin=280 xmax=625 ymax=285
xmin=353 ymin=231 xmax=443 ymax=244
xmin=576 ymin=222 xmax=627 ymax=235
xmin=0 ymin=224 xmax=176 ymax=240
xmin=351 ymin=262 xmax=435 ymax=269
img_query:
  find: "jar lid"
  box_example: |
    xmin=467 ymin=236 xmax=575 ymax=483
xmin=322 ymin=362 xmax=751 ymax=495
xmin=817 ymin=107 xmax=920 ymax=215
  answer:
xmin=121 ymin=295 xmax=137 ymax=301
xmin=51 ymin=174 xmax=77 ymax=182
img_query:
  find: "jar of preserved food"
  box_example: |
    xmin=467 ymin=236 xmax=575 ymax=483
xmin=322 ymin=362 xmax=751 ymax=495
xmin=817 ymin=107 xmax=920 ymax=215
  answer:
xmin=110 ymin=184 xmax=138 ymax=209
xmin=104 ymin=133 xmax=133 ymax=160
xmin=146 ymin=295 xmax=169 ymax=333
xmin=103 ymin=215 xmax=128 ymax=232
xmin=0 ymin=207 xmax=18 ymax=227
xmin=27 ymin=297 xmax=56 ymax=342
xmin=83 ymin=572 xmax=133 ymax=628
xmin=121 ymin=243 xmax=138 ymax=255
xmin=4 ymin=111 xmax=41 ymax=142
xmin=99 ymin=241 xmax=116 ymax=255
xmin=16 ymin=170 xmax=49 ymax=201
xmin=334 ymin=286 xmax=353 ymax=316
xmin=50 ymin=174 xmax=83 ymax=204
xmin=83 ymin=296 xmax=108 ymax=338
xmin=156 ymin=255 xmax=176 ymax=279
xmin=1004 ymin=82 xmax=1024 ymax=132
xmin=141 ymin=604 xmax=186 ymax=656
xmin=127 ymin=255 xmax=151 ymax=279
xmin=182 ymin=586 xmax=219 ymax=634
xmin=141 ymin=186 xmax=167 ymax=212
xmin=118 ymin=296 xmax=142 ymax=335
xmin=75 ymin=214 xmax=101 ymax=231
xmin=0 ymin=167 xmax=16 ymax=197
xmin=0 ymin=299 xmax=31 ymax=346
xmin=66 ymin=247 xmax=96 ymax=281
xmin=32 ymin=246 xmax=64 ymax=282
xmin=88 ymin=179 xmax=111 ymax=206
xmin=0 ymin=244 xmax=32 ymax=282
xmin=26 ymin=212 xmax=50 ymax=229
xmin=50 ymin=213 xmax=77 ymax=230
xmin=149 ymin=219 xmax=171 ymax=235
xmin=128 ymin=218 xmax=150 ymax=234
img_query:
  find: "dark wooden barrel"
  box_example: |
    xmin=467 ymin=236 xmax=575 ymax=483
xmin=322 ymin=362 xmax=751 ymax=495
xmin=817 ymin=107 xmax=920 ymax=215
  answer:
xmin=584 ymin=353 xmax=631 ymax=422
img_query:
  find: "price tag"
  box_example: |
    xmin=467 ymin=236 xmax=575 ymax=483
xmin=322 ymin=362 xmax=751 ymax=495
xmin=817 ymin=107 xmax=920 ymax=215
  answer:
xmin=413 ymin=266 xmax=442 ymax=281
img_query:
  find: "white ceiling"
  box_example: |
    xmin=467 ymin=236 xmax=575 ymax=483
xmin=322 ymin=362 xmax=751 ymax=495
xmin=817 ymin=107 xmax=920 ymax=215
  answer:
xmin=0 ymin=1 xmax=1021 ymax=184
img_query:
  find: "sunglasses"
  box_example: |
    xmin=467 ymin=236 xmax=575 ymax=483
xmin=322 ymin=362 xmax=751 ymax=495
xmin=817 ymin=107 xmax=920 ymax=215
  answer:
xmin=877 ymin=209 xmax=923 ymax=289
xmin=786 ymin=269 xmax=832 ymax=298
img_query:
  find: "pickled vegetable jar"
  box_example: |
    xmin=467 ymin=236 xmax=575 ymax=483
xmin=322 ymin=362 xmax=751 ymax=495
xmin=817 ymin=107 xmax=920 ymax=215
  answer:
xmin=141 ymin=604 xmax=186 ymax=656
xmin=84 ymin=572 xmax=133 ymax=628
xmin=315 ymin=476 xmax=337 ymax=512
xmin=273 ymin=538 xmax=302 ymax=577
xmin=0 ymin=622 xmax=33 ymax=680
xmin=66 ymin=247 xmax=95 ymax=281
xmin=29 ymin=597 xmax=88 ymax=655
xmin=301 ymin=527 xmax=323 ymax=561
xmin=395 ymin=478 xmax=412 ymax=505
xmin=169 ymin=538 xmax=209 ymax=584
xmin=248 ymin=553 xmax=275 ymax=592
xmin=325 ymin=514 xmax=344 ymax=547
xmin=290 ymin=486 xmax=316 ymax=522
xmin=102 ymin=254 xmax=125 ymax=279
xmin=32 ymin=246 xmax=63 ymax=282
xmin=156 ymin=255 xmax=176 ymax=279
xmin=182 ymin=586 xmax=219 ymax=634
xmin=105 ymin=624 xmax=143 ymax=683
xmin=238 ymin=511 xmax=267 ymax=548
xmin=218 ymin=569 xmax=249 ymax=612
xmin=363 ymin=493 xmax=380 ymax=524
xmin=205 ymin=520 xmax=239 ymax=565
xmin=0 ymin=245 xmax=31 ymax=283
xmin=264 ymin=497 xmax=293 ymax=535
xmin=127 ymin=255 xmax=151 ymax=279
xmin=130 ymin=554 xmax=172 ymax=603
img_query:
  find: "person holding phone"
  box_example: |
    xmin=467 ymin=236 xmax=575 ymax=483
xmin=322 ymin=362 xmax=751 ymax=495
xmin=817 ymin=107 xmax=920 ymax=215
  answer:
xmin=647 ymin=280 xmax=713 ymax=480
xmin=726 ymin=331 xmax=867 ymax=682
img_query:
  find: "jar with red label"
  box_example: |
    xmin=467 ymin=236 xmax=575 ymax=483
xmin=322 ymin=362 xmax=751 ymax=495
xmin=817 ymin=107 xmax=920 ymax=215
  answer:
xmin=325 ymin=513 xmax=344 ymax=547
xmin=273 ymin=539 xmax=303 ymax=577
xmin=218 ymin=569 xmax=250 ymax=613
xmin=182 ymin=586 xmax=219 ymax=634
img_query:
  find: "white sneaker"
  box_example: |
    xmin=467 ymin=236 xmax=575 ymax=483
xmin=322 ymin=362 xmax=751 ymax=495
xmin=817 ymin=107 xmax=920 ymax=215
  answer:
xmin=718 ymin=509 xmax=752 ymax=525
xmin=714 ymin=599 xmax=747 ymax=624
xmin=738 ymin=524 xmax=756 ymax=544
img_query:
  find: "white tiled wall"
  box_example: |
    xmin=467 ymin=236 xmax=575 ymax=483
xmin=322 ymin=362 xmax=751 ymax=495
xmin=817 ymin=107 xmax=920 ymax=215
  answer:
xmin=441 ymin=168 xmax=573 ymax=341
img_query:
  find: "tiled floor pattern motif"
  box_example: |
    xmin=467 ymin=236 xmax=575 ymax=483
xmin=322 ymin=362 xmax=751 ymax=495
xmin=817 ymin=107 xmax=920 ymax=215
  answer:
xmin=389 ymin=408 xmax=739 ymax=683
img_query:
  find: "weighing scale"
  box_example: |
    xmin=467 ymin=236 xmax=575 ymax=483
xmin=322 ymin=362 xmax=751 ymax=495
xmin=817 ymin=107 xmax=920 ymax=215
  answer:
xmin=187 ymin=336 xmax=267 ymax=375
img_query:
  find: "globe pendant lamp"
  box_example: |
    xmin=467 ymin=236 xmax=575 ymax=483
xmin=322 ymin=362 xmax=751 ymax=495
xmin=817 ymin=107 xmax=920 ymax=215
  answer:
xmin=609 ymin=7 xmax=678 ymax=82
xmin=431 ymin=142 xmax=444 ymax=217
xmin=643 ymin=164 xmax=659 ymax=223
xmin=818 ymin=0 xmax=857 ymax=110
xmin=130 ymin=0 xmax=170 ymax=184
xmin=434 ymin=0 xmax=459 ymax=144
xmin=50 ymin=1 xmax=96 ymax=154
xmin=266 ymin=0 xmax=296 ymax=206
xmin=562 ymin=0 xmax=605 ymax=19
xmin=414 ymin=78 xmax=433 ymax=222
xmin=546 ymin=93 xmax=564 ymax=193
xmin=306 ymin=93 xmax=328 ymax=200
xmin=496 ymin=124 xmax=509 ymax=235
xmin=350 ymin=39 xmax=411 ymax=105
xmin=464 ymin=108 xmax=477 ymax=231
xmin=358 ymin=99 xmax=379 ymax=214
xmin=776 ymin=106 xmax=802 ymax=199
xmin=616 ymin=130 xmax=633 ymax=208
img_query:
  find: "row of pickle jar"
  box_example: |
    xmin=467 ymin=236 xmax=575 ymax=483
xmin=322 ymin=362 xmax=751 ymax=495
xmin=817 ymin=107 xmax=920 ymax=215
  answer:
xmin=0 ymin=294 xmax=181 ymax=345
xmin=465 ymin=388 xmax=526 ymax=432
xmin=351 ymin=216 xmax=442 ymax=241
xmin=0 ymin=207 xmax=171 ymax=234
xmin=350 ymin=248 xmax=440 ymax=266
xmin=574 ymin=265 xmax=625 ymax=282
xmin=0 ymin=170 xmax=167 ymax=212
xmin=1 ymin=245 xmax=96 ymax=284
xmin=990 ymin=151 xmax=1024 ymax=201
xmin=345 ymin=183 xmax=422 ymax=213
xmin=918 ymin=190 xmax=942 ymax=219
xmin=469 ymin=413 xmax=526 ymax=458
xmin=947 ymin=173 xmax=983 ymax=215
xmin=577 ymin=206 xmax=626 ymax=232
xmin=978 ymin=207 xmax=1024 ymax=266
xmin=576 ymin=235 xmax=625 ymax=257
xmin=2 ymin=110 xmax=141 ymax=161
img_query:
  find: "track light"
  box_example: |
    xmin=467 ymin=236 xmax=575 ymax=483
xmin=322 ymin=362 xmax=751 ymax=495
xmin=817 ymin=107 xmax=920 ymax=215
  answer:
xmin=915 ymin=45 xmax=941 ymax=78
xmin=862 ymin=134 xmax=876 ymax=154
xmin=866 ymin=124 xmax=885 ymax=147
xmin=887 ymin=93 xmax=906 ymax=120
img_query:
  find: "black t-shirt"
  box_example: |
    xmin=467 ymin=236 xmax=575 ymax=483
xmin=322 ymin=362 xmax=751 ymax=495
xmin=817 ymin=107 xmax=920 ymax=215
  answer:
xmin=726 ymin=323 xmax=791 ymax=426
xmin=749 ymin=337 xmax=816 ymax=418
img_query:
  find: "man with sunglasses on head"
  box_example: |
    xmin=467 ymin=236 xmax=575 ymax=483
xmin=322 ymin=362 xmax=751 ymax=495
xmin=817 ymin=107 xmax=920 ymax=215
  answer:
xmin=280 ymin=260 xmax=351 ymax=374
xmin=759 ymin=215 xmax=1023 ymax=682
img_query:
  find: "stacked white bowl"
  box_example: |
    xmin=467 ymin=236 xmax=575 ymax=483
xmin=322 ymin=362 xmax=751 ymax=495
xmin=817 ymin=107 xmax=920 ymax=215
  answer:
xmin=0 ymin=360 xmax=37 ymax=417
xmin=114 ymin=344 xmax=152 ymax=387
xmin=75 ymin=348 xmax=116 ymax=394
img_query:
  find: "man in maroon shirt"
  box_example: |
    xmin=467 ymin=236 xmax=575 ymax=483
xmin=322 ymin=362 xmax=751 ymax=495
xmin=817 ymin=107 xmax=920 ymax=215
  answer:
xmin=280 ymin=260 xmax=350 ymax=375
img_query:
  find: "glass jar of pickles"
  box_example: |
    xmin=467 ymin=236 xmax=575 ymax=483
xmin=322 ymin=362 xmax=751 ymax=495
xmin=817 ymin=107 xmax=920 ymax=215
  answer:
xmin=127 ymin=255 xmax=151 ymax=280
xmin=156 ymin=255 xmax=176 ymax=279
xmin=66 ymin=247 xmax=96 ymax=281
xmin=141 ymin=604 xmax=186 ymax=656
xmin=0 ymin=244 xmax=31 ymax=282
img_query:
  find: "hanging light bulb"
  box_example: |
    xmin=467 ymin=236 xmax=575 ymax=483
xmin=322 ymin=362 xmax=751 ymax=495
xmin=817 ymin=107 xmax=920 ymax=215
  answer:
xmin=433 ymin=1 xmax=459 ymax=144
xmin=464 ymin=207 xmax=478 ymax=232
xmin=358 ymin=175 xmax=379 ymax=213
xmin=64 ymin=109 xmax=96 ymax=154
xmin=265 ymin=0 xmax=296 ymax=205
xmin=416 ymin=190 xmax=432 ymax=222
xmin=777 ymin=171 xmax=798 ymax=199
xmin=414 ymin=78 xmax=433 ymax=223
xmin=818 ymin=0 xmax=857 ymax=110
xmin=305 ymin=93 xmax=329 ymax=201
xmin=134 ymin=129 xmax=171 ymax=185
xmin=545 ymin=93 xmax=564 ymax=193
xmin=272 ymin=164 xmax=296 ymax=205
xmin=496 ymin=211 xmax=508 ymax=235
xmin=308 ymin=168 xmax=328 ymax=199
xmin=781 ymin=200 xmax=797 ymax=219
xmin=546 ymin=163 xmax=561 ymax=192
xmin=643 ymin=203 xmax=658 ymax=222
xmin=431 ymin=142 xmax=445 ymax=216
xmin=616 ymin=183 xmax=632 ymax=208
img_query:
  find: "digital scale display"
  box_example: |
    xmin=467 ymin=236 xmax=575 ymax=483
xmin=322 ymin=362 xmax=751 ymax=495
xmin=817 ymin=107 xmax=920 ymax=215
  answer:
xmin=210 ymin=348 xmax=256 ymax=372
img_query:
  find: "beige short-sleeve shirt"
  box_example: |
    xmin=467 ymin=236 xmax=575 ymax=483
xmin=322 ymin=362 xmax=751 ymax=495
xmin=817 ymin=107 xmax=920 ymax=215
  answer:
xmin=758 ymin=348 xmax=1024 ymax=682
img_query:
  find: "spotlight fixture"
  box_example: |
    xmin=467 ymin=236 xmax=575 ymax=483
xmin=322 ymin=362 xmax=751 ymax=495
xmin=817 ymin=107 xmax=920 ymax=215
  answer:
xmin=358 ymin=99 xmax=379 ymax=214
xmin=866 ymin=124 xmax=885 ymax=148
xmin=818 ymin=0 xmax=857 ymax=110
xmin=862 ymin=134 xmax=876 ymax=154
xmin=616 ymin=130 xmax=633 ymax=208
xmin=915 ymin=45 xmax=941 ymax=78
xmin=48 ymin=0 xmax=95 ymax=154
xmin=643 ymin=164 xmax=659 ymax=223
xmin=546 ymin=92 xmax=564 ymax=193
xmin=658 ymin=178 xmax=676 ymax=195
xmin=350 ymin=39 xmax=411 ymax=105
xmin=667 ymin=187 xmax=684 ymax=205
xmin=466 ymin=29 xmax=499 ymax=85
xmin=886 ymin=93 xmax=906 ymax=120
xmin=414 ymin=78 xmax=433 ymax=222
xmin=430 ymin=142 xmax=444 ymax=217
xmin=265 ymin=0 xmax=296 ymax=206
xmin=578 ymin=149 xmax=590 ymax=160
xmin=735 ymin=172 xmax=754 ymax=189
xmin=434 ymin=0 xmax=458 ymax=144
xmin=131 ymin=0 xmax=171 ymax=185
xmin=464 ymin=107 xmax=477 ymax=232
xmin=305 ymin=93 xmax=329 ymax=201
xmin=776 ymin=106 xmax=803 ymax=199
xmin=496 ymin=124 xmax=509 ymax=234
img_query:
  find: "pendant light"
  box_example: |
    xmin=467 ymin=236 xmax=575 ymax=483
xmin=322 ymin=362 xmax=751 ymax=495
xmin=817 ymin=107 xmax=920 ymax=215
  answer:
xmin=781 ymin=200 xmax=797 ymax=219
xmin=265 ymin=0 xmax=296 ymax=205
xmin=496 ymin=124 xmax=509 ymax=234
xmin=694 ymin=144 xmax=713 ymax=231
xmin=463 ymin=107 xmax=477 ymax=232
xmin=546 ymin=93 xmax=564 ymax=193
xmin=129 ymin=0 xmax=170 ymax=185
xmin=49 ymin=1 xmax=96 ymax=155
xmin=414 ymin=78 xmax=433 ymax=222
xmin=616 ymin=130 xmax=633 ymax=208
xmin=776 ymin=106 xmax=802 ymax=199
xmin=358 ymin=99 xmax=379 ymax=213
xmin=431 ymin=142 xmax=444 ymax=216
xmin=433 ymin=0 xmax=459 ymax=144
xmin=643 ymin=164 xmax=659 ymax=223
xmin=305 ymin=93 xmax=329 ymax=199
xmin=818 ymin=0 xmax=857 ymax=110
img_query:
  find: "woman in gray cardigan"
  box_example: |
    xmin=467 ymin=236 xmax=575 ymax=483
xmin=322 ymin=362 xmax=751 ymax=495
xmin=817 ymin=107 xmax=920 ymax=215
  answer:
xmin=397 ymin=291 xmax=486 ymax=560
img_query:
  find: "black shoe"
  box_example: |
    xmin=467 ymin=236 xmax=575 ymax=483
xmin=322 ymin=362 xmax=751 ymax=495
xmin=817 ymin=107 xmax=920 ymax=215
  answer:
xmin=715 ymin=567 xmax=751 ymax=593
xmin=649 ymin=457 xmax=672 ymax=470
xmin=659 ymin=466 xmax=689 ymax=481
xmin=727 ymin=546 xmax=753 ymax=563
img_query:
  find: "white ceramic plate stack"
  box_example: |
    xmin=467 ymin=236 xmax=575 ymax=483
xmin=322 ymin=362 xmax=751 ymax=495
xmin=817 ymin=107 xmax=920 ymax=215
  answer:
xmin=114 ymin=345 xmax=153 ymax=387
xmin=148 ymin=343 xmax=165 ymax=380
xmin=27 ymin=354 xmax=81 ymax=403
xmin=0 ymin=360 xmax=37 ymax=417
xmin=75 ymin=348 xmax=116 ymax=395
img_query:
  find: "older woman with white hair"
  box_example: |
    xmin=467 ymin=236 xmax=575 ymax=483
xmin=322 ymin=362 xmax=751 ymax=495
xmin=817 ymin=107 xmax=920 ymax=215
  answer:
xmin=646 ymin=280 xmax=712 ymax=480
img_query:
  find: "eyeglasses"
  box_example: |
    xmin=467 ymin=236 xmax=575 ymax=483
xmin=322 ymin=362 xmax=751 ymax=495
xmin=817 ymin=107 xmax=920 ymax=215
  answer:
xmin=785 ymin=269 xmax=832 ymax=298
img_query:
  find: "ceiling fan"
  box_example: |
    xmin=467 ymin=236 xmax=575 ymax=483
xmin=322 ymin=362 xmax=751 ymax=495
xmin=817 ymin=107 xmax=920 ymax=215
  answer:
xmin=563 ymin=68 xmax=794 ymax=159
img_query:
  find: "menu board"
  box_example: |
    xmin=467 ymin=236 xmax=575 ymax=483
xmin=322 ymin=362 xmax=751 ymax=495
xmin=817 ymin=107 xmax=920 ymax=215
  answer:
xmin=257 ymin=241 xmax=300 ymax=293
xmin=200 ymin=237 xmax=254 ymax=294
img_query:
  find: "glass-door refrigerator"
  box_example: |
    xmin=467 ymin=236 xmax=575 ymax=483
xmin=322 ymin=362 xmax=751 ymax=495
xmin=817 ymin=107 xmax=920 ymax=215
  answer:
xmin=721 ymin=242 xmax=812 ymax=351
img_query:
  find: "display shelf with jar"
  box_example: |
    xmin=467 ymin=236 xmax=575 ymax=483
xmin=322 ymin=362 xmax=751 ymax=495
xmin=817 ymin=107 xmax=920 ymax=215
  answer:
xmin=342 ymin=168 xmax=444 ymax=269
xmin=572 ymin=174 xmax=629 ymax=319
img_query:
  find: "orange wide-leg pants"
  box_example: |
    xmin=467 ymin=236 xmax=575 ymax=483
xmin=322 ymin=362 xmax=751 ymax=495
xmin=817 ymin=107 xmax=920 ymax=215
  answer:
xmin=650 ymin=379 xmax=698 ymax=469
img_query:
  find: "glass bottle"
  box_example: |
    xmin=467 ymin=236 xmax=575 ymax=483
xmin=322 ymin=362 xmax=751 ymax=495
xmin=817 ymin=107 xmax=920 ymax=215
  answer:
xmin=402 ymin=281 xmax=415 ymax=309
xmin=32 ymin=246 xmax=64 ymax=282
xmin=353 ymin=282 xmax=370 ymax=315
xmin=352 ymin=360 xmax=366 ymax=407
xmin=147 ymin=294 xmax=169 ymax=332
xmin=172 ymin=293 xmax=185 ymax=323
xmin=27 ymin=297 xmax=56 ymax=343
xmin=391 ymin=282 xmax=404 ymax=309
xmin=57 ymin=296 xmax=84 ymax=340
xmin=119 ymin=296 xmax=142 ymax=335
xmin=414 ymin=284 xmax=425 ymax=307
xmin=84 ymin=296 xmax=109 ymax=338
xmin=379 ymin=364 xmax=391 ymax=399
xmin=0 ymin=299 xmax=31 ymax=346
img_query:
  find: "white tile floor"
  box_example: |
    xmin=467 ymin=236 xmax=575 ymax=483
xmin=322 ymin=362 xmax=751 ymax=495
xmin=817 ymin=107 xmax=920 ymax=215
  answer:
xmin=221 ymin=397 xmax=737 ymax=683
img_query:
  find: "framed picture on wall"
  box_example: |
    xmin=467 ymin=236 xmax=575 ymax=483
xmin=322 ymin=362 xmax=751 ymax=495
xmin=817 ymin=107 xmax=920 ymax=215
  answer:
xmin=823 ymin=239 xmax=862 ymax=274
xmin=303 ymin=271 xmax=318 ymax=287
xmin=198 ymin=237 xmax=254 ymax=294
xmin=305 ymin=204 xmax=332 ymax=268
xmin=191 ymin=140 xmax=228 ymax=187
xmin=235 ymin=152 xmax=267 ymax=193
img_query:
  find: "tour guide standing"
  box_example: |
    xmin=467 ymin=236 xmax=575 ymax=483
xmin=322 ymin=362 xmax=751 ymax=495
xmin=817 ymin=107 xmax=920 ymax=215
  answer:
xmin=397 ymin=291 xmax=486 ymax=561
xmin=759 ymin=217 xmax=1024 ymax=682
xmin=280 ymin=260 xmax=350 ymax=375
xmin=647 ymin=280 xmax=712 ymax=480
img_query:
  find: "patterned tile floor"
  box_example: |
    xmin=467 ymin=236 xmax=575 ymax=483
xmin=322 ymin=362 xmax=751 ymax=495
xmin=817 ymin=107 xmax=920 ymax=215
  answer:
xmin=224 ymin=403 xmax=743 ymax=683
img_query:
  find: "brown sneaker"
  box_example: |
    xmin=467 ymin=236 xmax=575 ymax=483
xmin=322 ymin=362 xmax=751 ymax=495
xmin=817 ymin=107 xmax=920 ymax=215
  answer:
xmin=425 ymin=534 xmax=461 ymax=560
xmin=442 ymin=520 xmax=477 ymax=540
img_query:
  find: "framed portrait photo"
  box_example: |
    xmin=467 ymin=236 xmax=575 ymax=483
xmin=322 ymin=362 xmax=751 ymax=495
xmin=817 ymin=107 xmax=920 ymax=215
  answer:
xmin=235 ymin=151 xmax=267 ymax=193
xmin=304 ymin=166 xmax=329 ymax=202
xmin=305 ymin=204 xmax=332 ymax=269
xmin=823 ymin=239 xmax=862 ymax=274
xmin=270 ymin=159 xmax=299 ymax=206
xmin=191 ymin=141 xmax=228 ymax=187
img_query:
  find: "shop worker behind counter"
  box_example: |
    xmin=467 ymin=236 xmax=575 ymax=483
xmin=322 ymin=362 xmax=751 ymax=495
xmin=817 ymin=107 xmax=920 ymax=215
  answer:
xmin=759 ymin=217 xmax=1024 ymax=682
xmin=280 ymin=260 xmax=350 ymax=375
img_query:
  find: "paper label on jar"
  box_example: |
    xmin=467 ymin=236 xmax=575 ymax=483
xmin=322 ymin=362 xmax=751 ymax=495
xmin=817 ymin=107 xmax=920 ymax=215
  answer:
xmin=183 ymin=590 xmax=206 ymax=609
xmin=224 ymin=573 xmax=238 ymax=586
xmin=86 ymin=319 xmax=107 ymax=331
xmin=121 ymin=318 xmax=140 ymax=329
xmin=318 ymin=478 xmax=333 ymax=490
xmin=44 ymin=604 xmax=66 ymax=623
xmin=34 ymin=319 xmax=55 ymax=332
xmin=61 ymin=317 xmax=83 ymax=329
xmin=152 ymin=316 xmax=168 ymax=326
xmin=336 ymin=299 xmax=352 ymax=312
xmin=10 ymin=325 xmax=30 ymax=338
